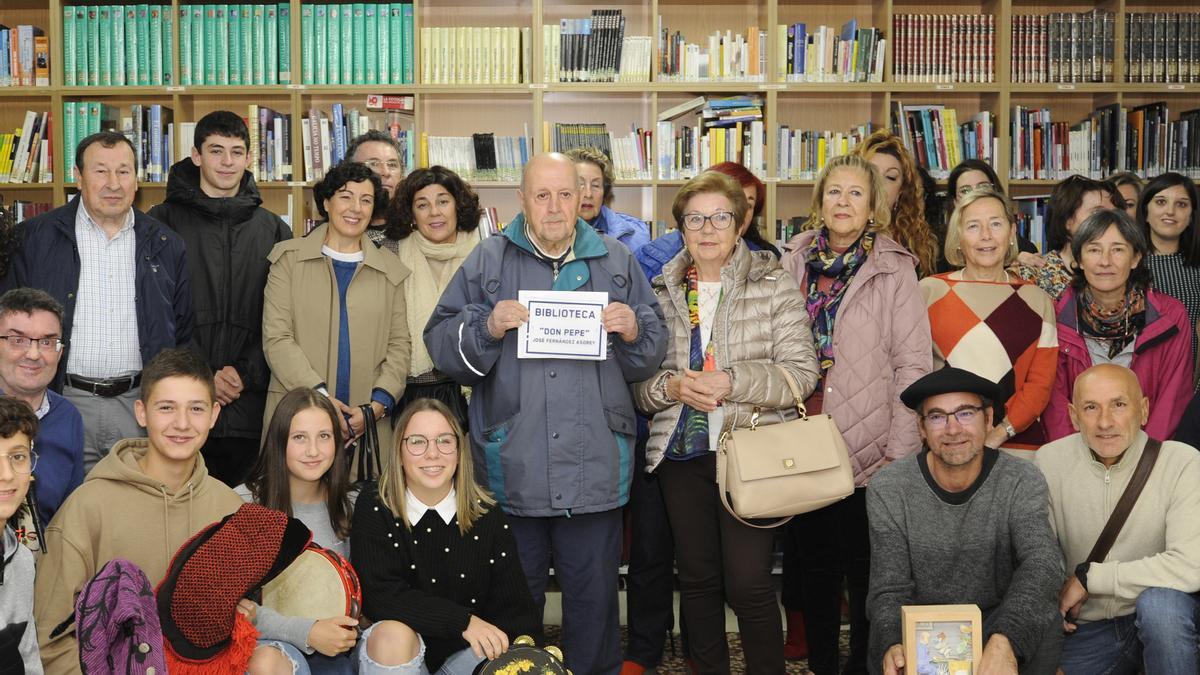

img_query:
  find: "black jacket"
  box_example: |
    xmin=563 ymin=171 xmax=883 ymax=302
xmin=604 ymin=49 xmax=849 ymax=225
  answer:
xmin=0 ymin=197 xmax=193 ymax=392
xmin=149 ymin=159 xmax=291 ymax=439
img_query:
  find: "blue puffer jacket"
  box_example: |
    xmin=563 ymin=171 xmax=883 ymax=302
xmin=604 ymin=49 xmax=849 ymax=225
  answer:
xmin=425 ymin=217 xmax=667 ymax=517
xmin=636 ymin=230 xmax=777 ymax=281
xmin=592 ymin=206 xmax=651 ymax=254
xmin=1 ymin=196 xmax=194 ymax=390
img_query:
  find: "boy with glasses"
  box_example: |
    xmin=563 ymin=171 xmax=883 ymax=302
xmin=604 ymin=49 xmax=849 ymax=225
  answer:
xmin=0 ymin=396 xmax=42 ymax=672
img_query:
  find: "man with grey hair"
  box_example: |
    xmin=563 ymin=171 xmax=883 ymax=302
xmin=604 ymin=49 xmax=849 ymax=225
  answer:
xmin=347 ymin=129 xmax=404 ymax=238
xmin=426 ymin=153 xmax=667 ymax=675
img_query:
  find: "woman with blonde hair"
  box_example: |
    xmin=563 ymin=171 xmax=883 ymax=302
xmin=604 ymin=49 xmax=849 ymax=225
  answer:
xmin=854 ymin=129 xmax=940 ymax=277
xmin=780 ymin=154 xmax=932 ymax=675
xmin=351 ymin=398 xmax=539 ymax=674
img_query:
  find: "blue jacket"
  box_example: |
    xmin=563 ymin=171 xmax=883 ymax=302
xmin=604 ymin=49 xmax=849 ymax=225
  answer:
xmin=591 ymin=206 xmax=650 ymax=254
xmin=425 ymin=217 xmax=667 ymax=517
xmin=31 ymin=390 xmax=84 ymax=525
xmin=635 ymin=230 xmax=778 ymax=281
xmin=1 ymin=196 xmax=195 ymax=390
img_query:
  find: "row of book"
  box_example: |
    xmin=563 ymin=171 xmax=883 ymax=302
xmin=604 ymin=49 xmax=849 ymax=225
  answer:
xmin=1127 ymin=13 xmax=1200 ymax=84
xmin=1010 ymin=102 xmax=1200 ymax=180
xmin=776 ymin=124 xmax=875 ymax=181
xmin=303 ymin=102 xmax=415 ymax=181
xmin=655 ymin=121 xmax=766 ymax=180
xmin=0 ymin=199 xmax=51 ymax=224
xmin=178 ymin=3 xmax=290 ymax=86
xmin=1011 ymin=12 xmax=1115 ymax=84
xmin=544 ymin=122 xmax=652 ymax=180
xmin=0 ymin=111 xmax=52 ymax=184
xmin=892 ymin=14 xmax=995 ymax=84
xmin=420 ymin=132 xmax=531 ymax=183
xmin=548 ymin=11 xmax=629 ymax=83
xmin=778 ymin=21 xmax=885 ymax=83
xmin=61 ymin=102 xmax=175 ymax=184
xmin=541 ymin=28 xmax=653 ymax=84
xmin=657 ymin=19 xmax=767 ymax=82
xmin=62 ymin=5 xmax=174 ymax=87
xmin=301 ymin=3 xmax=414 ymax=85
xmin=0 ymin=25 xmax=48 ymax=88
xmin=890 ymin=102 xmax=996 ymax=178
xmin=419 ymin=26 xmax=529 ymax=85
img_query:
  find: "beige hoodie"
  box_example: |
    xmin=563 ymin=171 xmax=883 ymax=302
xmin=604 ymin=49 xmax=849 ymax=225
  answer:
xmin=33 ymin=439 xmax=243 ymax=675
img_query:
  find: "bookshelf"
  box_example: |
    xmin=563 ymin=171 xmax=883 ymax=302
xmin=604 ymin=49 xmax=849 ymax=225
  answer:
xmin=0 ymin=0 xmax=1197 ymax=237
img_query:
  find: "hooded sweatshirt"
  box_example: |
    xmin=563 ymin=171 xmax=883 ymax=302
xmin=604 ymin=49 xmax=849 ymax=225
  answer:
xmin=33 ymin=439 xmax=242 ymax=674
xmin=0 ymin=525 xmax=41 ymax=674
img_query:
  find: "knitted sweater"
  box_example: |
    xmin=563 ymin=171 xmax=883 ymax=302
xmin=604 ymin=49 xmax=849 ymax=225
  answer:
xmin=30 ymin=390 xmax=85 ymax=525
xmin=920 ymin=272 xmax=1058 ymax=450
xmin=350 ymin=487 xmax=539 ymax=672
xmin=1035 ymin=431 xmax=1200 ymax=622
xmin=866 ymin=449 xmax=1062 ymax=672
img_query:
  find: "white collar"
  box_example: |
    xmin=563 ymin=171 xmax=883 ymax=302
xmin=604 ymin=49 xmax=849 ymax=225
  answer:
xmin=406 ymin=487 xmax=457 ymax=526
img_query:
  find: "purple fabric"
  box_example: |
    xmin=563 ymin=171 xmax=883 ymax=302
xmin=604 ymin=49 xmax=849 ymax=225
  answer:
xmin=76 ymin=558 xmax=166 ymax=675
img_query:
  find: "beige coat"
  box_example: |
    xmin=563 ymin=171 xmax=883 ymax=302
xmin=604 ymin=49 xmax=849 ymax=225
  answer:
xmin=262 ymin=224 xmax=411 ymax=449
xmin=633 ymin=241 xmax=820 ymax=471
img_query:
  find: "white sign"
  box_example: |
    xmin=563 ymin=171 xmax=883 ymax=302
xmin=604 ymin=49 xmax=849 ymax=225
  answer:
xmin=517 ymin=290 xmax=609 ymax=360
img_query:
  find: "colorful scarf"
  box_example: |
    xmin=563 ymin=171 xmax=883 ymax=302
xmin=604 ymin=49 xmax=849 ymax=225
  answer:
xmin=804 ymin=228 xmax=875 ymax=375
xmin=1077 ymin=287 xmax=1147 ymax=359
xmin=666 ymin=266 xmax=720 ymax=460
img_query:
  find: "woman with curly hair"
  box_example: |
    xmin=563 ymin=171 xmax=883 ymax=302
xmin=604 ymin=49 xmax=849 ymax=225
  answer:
xmin=854 ymin=129 xmax=939 ymax=278
xmin=383 ymin=166 xmax=483 ymax=425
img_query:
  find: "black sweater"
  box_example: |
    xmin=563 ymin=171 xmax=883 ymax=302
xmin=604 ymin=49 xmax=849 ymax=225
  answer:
xmin=351 ymin=487 xmax=539 ymax=671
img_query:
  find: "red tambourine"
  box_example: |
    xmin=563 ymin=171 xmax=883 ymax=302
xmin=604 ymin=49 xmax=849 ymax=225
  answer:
xmin=261 ymin=543 xmax=362 ymax=620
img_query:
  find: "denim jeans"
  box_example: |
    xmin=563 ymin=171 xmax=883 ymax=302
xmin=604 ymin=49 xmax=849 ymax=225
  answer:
xmin=259 ymin=640 xmax=355 ymax=675
xmin=1060 ymin=587 xmax=1200 ymax=674
xmin=355 ymin=624 xmax=485 ymax=675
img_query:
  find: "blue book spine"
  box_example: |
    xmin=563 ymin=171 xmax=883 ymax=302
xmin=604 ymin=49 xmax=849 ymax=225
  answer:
xmin=331 ymin=103 xmax=346 ymax=163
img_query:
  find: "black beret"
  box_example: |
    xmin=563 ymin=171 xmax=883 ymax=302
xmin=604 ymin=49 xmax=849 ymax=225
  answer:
xmin=900 ymin=367 xmax=1005 ymax=420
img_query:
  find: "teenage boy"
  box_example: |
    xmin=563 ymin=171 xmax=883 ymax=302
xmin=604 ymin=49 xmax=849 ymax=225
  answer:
xmin=0 ymin=397 xmax=43 ymax=673
xmin=33 ymin=348 xmax=243 ymax=674
xmin=148 ymin=110 xmax=291 ymax=485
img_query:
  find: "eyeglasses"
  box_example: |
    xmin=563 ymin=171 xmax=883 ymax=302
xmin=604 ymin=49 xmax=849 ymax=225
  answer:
xmin=958 ymin=182 xmax=995 ymax=196
xmin=402 ymin=433 xmax=459 ymax=455
xmin=922 ymin=406 xmax=984 ymax=428
xmin=681 ymin=211 xmax=735 ymax=231
xmin=0 ymin=450 xmax=37 ymax=474
xmin=0 ymin=335 xmax=65 ymax=354
xmin=362 ymin=159 xmax=403 ymax=174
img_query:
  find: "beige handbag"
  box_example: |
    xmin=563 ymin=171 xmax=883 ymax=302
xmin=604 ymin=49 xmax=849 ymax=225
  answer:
xmin=716 ymin=368 xmax=855 ymax=528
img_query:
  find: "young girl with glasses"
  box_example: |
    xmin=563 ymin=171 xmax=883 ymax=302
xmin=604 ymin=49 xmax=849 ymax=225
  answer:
xmin=351 ymin=398 xmax=538 ymax=675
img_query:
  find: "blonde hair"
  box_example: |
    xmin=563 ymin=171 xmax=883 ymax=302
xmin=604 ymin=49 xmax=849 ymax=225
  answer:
xmin=804 ymin=154 xmax=892 ymax=234
xmin=944 ymin=188 xmax=1019 ymax=268
xmin=378 ymin=399 xmax=494 ymax=534
xmin=854 ymin=130 xmax=939 ymax=276
xmin=671 ymin=171 xmax=750 ymax=230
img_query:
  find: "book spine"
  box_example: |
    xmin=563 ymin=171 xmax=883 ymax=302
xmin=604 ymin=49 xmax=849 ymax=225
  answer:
xmin=402 ymin=3 xmax=414 ymax=84
xmin=301 ymin=4 xmax=314 ymax=84
xmin=266 ymin=3 xmax=279 ymax=85
xmin=315 ymin=4 xmax=328 ymax=84
xmin=340 ymin=5 xmax=353 ymax=84
xmin=147 ymin=5 xmax=162 ymax=86
xmin=352 ymin=3 xmax=366 ymax=84
xmin=239 ymin=5 xmax=252 ymax=85
xmin=327 ymin=3 xmax=340 ymax=84
xmin=161 ymin=4 xmax=172 ymax=85
xmin=98 ymin=7 xmax=113 ymax=87
xmin=376 ymin=2 xmax=390 ymax=84
xmin=34 ymin=35 xmax=50 ymax=88
xmin=253 ymin=4 xmax=267 ymax=85
xmin=203 ymin=5 xmax=217 ymax=85
xmin=278 ymin=3 xmax=291 ymax=84
xmin=396 ymin=5 xmax=409 ymax=84
xmin=189 ymin=6 xmax=203 ymax=87
xmin=365 ymin=4 xmax=378 ymax=84
xmin=216 ymin=5 xmax=230 ymax=85
xmin=228 ymin=3 xmax=242 ymax=84
xmin=108 ymin=6 xmax=125 ymax=87
xmin=62 ymin=7 xmax=76 ymax=87
xmin=85 ymin=6 xmax=99 ymax=86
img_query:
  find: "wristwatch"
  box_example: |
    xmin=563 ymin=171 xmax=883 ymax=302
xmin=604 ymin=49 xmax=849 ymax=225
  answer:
xmin=1074 ymin=562 xmax=1090 ymax=591
xmin=1002 ymin=420 xmax=1017 ymax=439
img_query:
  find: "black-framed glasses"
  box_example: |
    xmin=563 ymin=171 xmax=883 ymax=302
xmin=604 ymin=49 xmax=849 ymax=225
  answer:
xmin=362 ymin=159 xmax=403 ymax=174
xmin=402 ymin=433 xmax=459 ymax=455
xmin=681 ymin=211 xmax=735 ymax=231
xmin=921 ymin=406 xmax=984 ymax=428
xmin=0 ymin=450 xmax=37 ymax=474
xmin=0 ymin=335 xmax=65 ymax=354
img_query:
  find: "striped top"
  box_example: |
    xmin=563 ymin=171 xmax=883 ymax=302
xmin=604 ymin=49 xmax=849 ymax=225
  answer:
xmin=1147 ymin=253 xmax=1200 ymax=381
xmin=920 ymin=271 xmax=1059 ymax=450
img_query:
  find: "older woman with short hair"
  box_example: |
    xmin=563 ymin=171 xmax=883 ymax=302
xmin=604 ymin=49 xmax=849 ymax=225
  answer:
xmin=1044 ymin=209 xmax=1193 ymax=441
xmin=920 ymin=188 xmax=1058 ymax=454
xmin=633 ymin=171 xmax=819 ymax=675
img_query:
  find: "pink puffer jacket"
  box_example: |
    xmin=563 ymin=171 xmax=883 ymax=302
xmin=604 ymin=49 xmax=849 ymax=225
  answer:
xmin=781 ymin=230 xmax=933 ymax=485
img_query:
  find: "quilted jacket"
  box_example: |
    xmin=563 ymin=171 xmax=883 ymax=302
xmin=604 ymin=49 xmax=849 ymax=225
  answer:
xmin=633 ymin=241 xmax=821 ymax=471
xmin=781 ymin=230 xmax=932 ymax=485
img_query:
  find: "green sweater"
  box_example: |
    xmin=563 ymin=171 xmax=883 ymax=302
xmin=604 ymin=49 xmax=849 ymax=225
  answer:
xmin=866 ymin=449 xmax=1062 ymax=672
xmin=1035 ymin=431 xmax=1200 ymax=622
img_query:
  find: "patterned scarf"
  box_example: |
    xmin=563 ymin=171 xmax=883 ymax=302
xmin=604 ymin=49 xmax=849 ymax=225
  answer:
xmin=804 ymin=228 xmax=875 ymax=375
xmin=666 ymin=266 xmax=721 ymax=460
xmin=1077 ymin=287 xmax=1148 ymax=359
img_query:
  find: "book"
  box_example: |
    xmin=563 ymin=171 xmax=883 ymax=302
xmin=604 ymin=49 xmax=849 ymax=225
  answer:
xmin=278 ymin=3 xmax=291 ymax=84
xmin=63 ymin=9 xmax=77 ymax=86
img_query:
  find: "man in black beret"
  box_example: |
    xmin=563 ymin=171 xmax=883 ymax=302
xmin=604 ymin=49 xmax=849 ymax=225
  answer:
xmin=866 ymin=367 xmax=1063 ymax=675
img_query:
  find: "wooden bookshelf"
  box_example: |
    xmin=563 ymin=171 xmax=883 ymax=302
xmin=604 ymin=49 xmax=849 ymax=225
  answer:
xmin=0 ymin=0 xmax=1197 ymax=235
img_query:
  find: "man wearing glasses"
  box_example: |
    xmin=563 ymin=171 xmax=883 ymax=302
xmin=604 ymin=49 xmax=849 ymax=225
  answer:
xmin=347 ymin=130 xmax=405 ymax=240
xmin=867 ymin=367 xmax=1062 ymax=675
xmin=0 ymin=289 xmax=83 ymax=526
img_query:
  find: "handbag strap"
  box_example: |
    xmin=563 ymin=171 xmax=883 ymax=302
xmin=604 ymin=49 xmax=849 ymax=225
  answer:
xmin=714 ymin=365 xmax=807 ymax=530
xmin=355 ymin=405 xmax=382 ymax=485
xmin=1086 ymin=437 xmax=1162 ymax=564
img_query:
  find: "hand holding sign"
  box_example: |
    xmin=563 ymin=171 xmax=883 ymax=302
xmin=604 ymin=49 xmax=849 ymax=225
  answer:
xmin=487 ymin=299 xmax=530 ymax=339
xmin=601 ymin=302 xmax=639 ymax=343
xmin=517 ymin=291 xmax=609 ymax=360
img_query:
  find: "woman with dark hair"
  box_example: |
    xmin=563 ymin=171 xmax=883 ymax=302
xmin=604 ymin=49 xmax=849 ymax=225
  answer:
xmin=1015 ymin=175 xmax=1122 ymax=301
xmin=383 ymin=166 xmax=482 ymax=425
xmin=636 ymin=161 xmax=777 ymax=280
xmin=241 ymin=388 xmax=359 ymax=674
xmin=1043 ymin=209 xmax=1193 ymax=441
xmin=1139 ymin=172 xmax=1200 ymax=375
xmin=854 ymin=129 xmax=940 ymax=277
xmin=263 ymin=161 xmax=411 ymax=455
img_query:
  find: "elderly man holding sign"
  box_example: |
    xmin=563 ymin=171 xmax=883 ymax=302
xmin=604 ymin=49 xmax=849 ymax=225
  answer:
xmin=425 ymin=152 xmax=668 ymax=675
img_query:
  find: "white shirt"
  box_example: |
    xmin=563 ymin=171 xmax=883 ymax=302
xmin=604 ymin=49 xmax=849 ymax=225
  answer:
xmin=66 ymin=204 xmax=141 ymax=378
xmin=405 ymin=487 xmax=457 ymax=527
